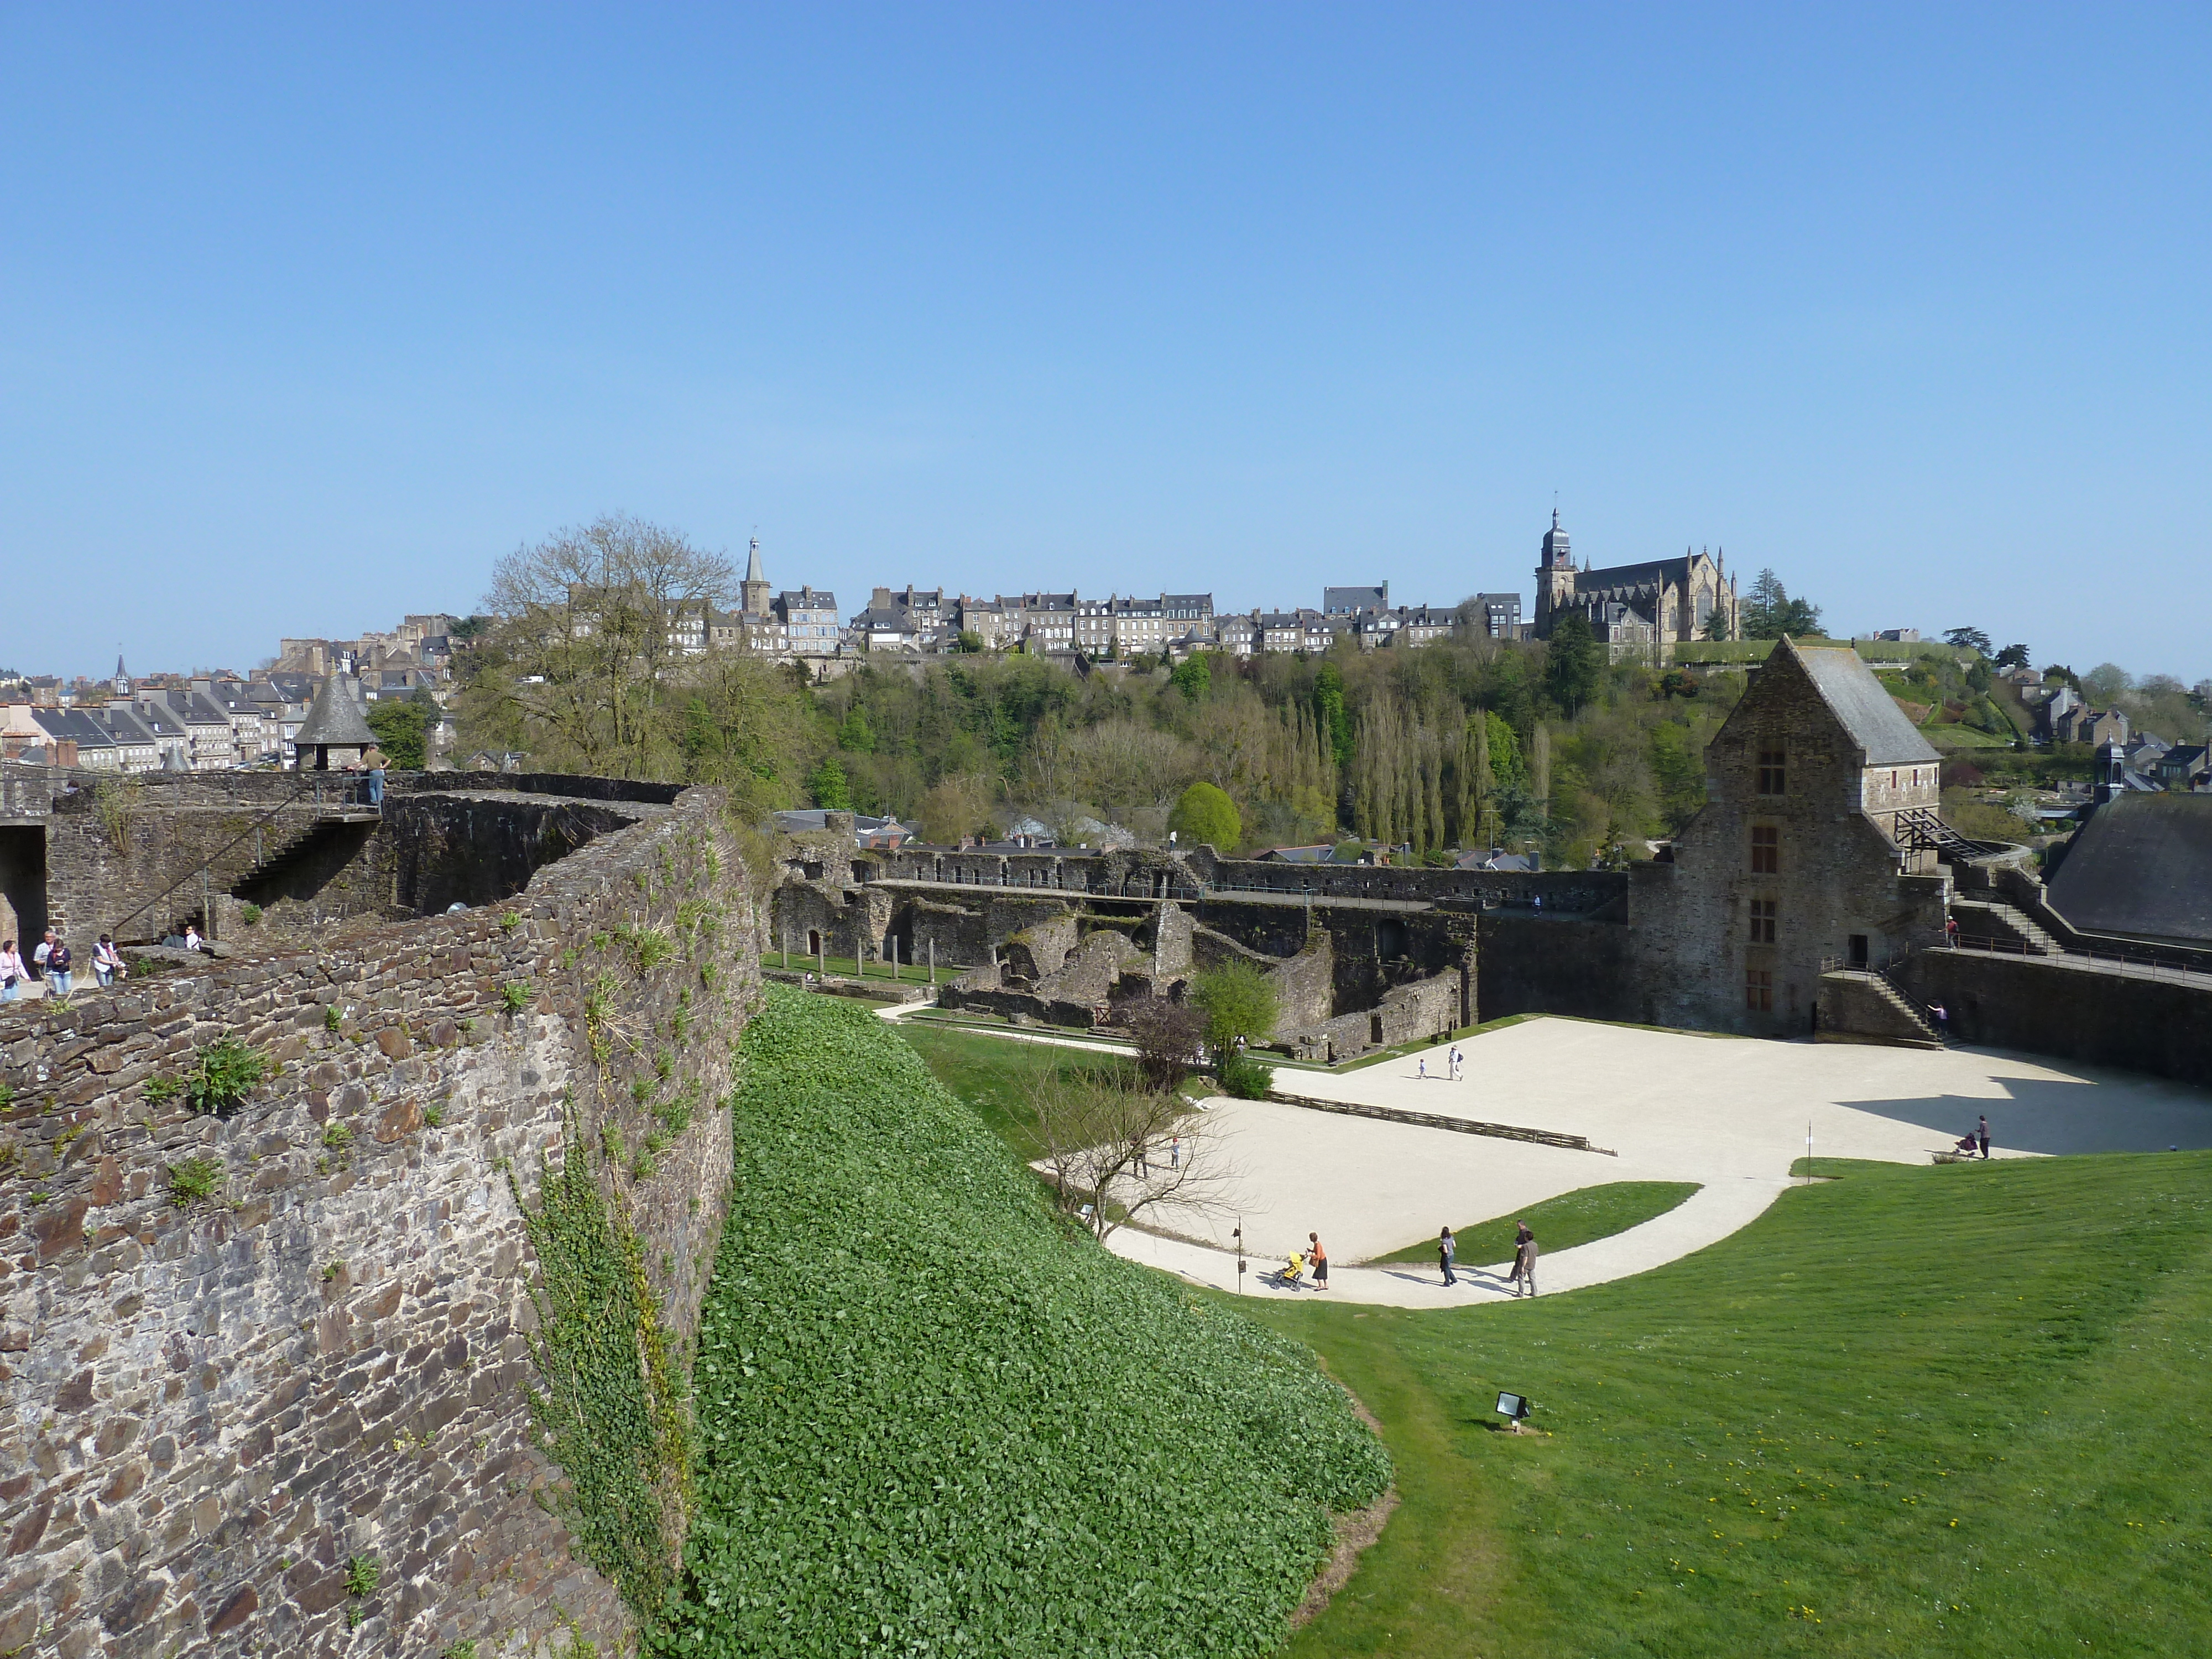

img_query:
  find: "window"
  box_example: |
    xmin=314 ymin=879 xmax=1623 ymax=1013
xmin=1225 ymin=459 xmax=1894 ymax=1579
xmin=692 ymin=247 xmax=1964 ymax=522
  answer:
xmin=1750 ymin=825 xmax=1780 ymax=874
xmin=1756 ymin=742 xmax=1787 ymax=795
xmin=1745 ymin=968 xmax=1774 ymax=1013
xmin=1748 ymin=898 xmax=1777 ymax=945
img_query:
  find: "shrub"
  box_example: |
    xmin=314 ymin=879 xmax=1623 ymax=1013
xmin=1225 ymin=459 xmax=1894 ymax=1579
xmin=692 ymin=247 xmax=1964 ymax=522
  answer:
xmin=1217 ymin=1050 xmax=1277 ymax=1099
xmin=663 ymin=989 xmax=1389 ymax=1657
xmin=500 ymin=911 xmax=523 ymax=932
xmin=143 ymin=1076 xmax=181 ymax=1105
xmin=499 ymin=981 xmax=531 ymax=1015
xmin=167 ymin=1156 xmax=225 ymax=1206
xmin=345 ymin=1553 xmax=380 ymax=1599
xmin=239 ymin=902 xmax=263 ymax=926
xmin=324 ymin=1004 xmax=343 ymax=1032
xmin=186 ymin=1039 xmax=267 ymax=1115
xmin=322 ymin=1122 xmax=354 ymax=1152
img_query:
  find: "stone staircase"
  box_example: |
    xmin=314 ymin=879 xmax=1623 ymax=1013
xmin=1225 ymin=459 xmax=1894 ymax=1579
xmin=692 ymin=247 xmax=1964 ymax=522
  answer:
xmin=1950 ymin=897 xmax=2062 ymax=957
xmin=1817 ymin=967 xmax=1944 ymax=1049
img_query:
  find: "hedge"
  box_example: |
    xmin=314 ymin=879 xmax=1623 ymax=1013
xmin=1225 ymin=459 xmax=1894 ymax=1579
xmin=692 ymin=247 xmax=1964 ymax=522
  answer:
xmin=657 ymin=988 xmax=1390 ymax=1656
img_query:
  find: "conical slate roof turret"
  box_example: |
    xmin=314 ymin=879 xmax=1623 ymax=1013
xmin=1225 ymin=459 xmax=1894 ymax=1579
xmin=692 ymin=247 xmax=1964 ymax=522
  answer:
xmin=294 ymin=674 xmax=377 ymax=748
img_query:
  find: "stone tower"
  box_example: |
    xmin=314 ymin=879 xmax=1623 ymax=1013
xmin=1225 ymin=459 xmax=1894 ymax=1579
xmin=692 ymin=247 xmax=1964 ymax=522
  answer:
xmin=1534 ymin=509 xmax=1578 ymax=635
xmin=740 ymin=537 xmax=772 ymax=618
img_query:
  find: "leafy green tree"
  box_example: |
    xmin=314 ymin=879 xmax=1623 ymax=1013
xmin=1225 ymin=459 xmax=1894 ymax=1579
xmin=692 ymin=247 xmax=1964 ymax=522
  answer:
xmin=1994 ymin=642 xmax=2032 ymax=671
xmin=1484 ymin=711 xmax=1525 ymax=792
xmin=1543 ymin=613 xmax=1604 ymax=715
xmin=1702 ymin=604 xmax=1733 ymax=641
xmin=1191 ymin=962 xmax=1277 ymax=1052
xmin=1168 ymin=653 xmax=1212 ymax=703
xmin=1167 ymin=780 xmax=1240 ymax=850
xmin=836 ymin=707 xmax=876 ymax=753
xmin=1312 ymin=661 xmax=1353 ymax=772
xmin=366 ymin=697 xmax=430 ymax=769
xmin=1944 ymin=627 xmax=1994 ymax=655
xmin=808 ymin=754 xmax=853 ymax=810
xmin=1741 ymin=569 xmax=1823 ymax=640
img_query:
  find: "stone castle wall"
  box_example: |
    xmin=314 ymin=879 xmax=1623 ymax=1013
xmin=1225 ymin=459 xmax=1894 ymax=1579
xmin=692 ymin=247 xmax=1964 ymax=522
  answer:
xmin=0 ymin=787 xmax=760 ymax=1659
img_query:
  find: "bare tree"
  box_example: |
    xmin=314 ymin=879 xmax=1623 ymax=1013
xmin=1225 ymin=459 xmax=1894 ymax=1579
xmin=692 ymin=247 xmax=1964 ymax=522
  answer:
xmin=471 ymin=515 xmax=734 ymax=778
xmin=1026 ymin=1065 xmax=1240 ymax=1243
xmin=1120 ymin=995 xmax=1205 ymax=1091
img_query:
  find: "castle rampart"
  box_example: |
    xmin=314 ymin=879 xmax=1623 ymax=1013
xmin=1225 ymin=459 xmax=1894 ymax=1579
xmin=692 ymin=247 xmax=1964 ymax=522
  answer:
xmin=1 ymin=785 xmax=759 ymax=1657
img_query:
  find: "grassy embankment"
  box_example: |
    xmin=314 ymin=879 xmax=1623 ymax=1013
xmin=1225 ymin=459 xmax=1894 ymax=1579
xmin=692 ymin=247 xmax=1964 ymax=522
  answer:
xmin=1244 ymin=1154 xmax=2212 ymax=1658
xmin=1368 ymin=1181 xmax=1701 ymax=1267
xmin=900 ymin=1018 xmax=2212 ymax=1655
xmin=667 ymin=989 xmax=1389 ymax=1658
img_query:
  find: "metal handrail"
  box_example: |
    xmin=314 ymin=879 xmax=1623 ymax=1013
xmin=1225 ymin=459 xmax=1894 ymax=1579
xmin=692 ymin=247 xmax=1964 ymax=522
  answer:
xmin=105 ymin=775 xmax=375 ymax=941
xmin=1937 ymin=936 xmax=2212 ymax=986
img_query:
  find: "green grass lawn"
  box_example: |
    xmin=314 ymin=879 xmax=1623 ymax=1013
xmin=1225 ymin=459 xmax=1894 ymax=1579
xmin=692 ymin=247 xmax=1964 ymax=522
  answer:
xmin=895 ymin=1020 xmax=1144 ymax=1160
xmin=1369 ymin=1181 xmax=1702 ymax=1267
xmin=1244 ymin=1153 xmax=2212 ymax=1658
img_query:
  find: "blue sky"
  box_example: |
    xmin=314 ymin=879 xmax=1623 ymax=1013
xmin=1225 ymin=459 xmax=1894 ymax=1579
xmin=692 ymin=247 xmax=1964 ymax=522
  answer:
xmin=4 ymin=4 xmax=2208 ymax=682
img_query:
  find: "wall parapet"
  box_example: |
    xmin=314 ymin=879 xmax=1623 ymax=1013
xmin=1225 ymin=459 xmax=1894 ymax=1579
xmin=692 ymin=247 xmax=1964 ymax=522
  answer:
xmin=0 ymin=786 xmax=759 ymax=1658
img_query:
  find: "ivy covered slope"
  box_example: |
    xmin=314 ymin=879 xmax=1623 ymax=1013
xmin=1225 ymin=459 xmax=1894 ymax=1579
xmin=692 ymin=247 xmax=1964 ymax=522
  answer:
xmin=661 ymin=988 xmax=1390 ymax=1657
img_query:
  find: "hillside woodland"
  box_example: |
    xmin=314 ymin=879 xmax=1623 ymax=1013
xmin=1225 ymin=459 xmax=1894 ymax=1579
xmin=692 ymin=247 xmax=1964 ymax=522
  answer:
xmin=452 ymin=520 xmax=2208 ymax=869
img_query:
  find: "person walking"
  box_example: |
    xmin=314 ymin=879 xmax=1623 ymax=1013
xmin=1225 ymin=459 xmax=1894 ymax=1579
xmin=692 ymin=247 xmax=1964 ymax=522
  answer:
xmin=93 ymin=935 xmax=123 ymax=988
xmin=1929 ymin=1001 xmax=1949 ymax=1042
xmin=39 ymin=930 xmax=72 ymax=998
xmin=1169 ymin=1134 xmax=1181 ymax=1171
xmin=1418 ymin=1053 xmax=1428 ymax=1079
xmin=1977 ymin=1114 xmax=1991 ymax=1160
xmin=0 ymin=939 xmax=23 ymax=1001
xmin=1438 ymin=1226 xmax=1457 ymax=1286
xmin=362 ymin=745 xmax=388 ymax=807
xmin=1308 ymin=1233 xmax=1329 ymax=1291
xmin=1510 ymin=1223 xmax=1539 ymax=1298
xmin=1945 ymin=915 xmax=1960 ymax=947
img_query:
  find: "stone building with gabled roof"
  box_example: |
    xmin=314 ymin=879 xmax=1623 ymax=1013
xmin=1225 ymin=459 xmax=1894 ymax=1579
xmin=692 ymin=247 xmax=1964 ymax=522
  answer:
xmin=1629 ymin=636 xmax=1951 ymax=1035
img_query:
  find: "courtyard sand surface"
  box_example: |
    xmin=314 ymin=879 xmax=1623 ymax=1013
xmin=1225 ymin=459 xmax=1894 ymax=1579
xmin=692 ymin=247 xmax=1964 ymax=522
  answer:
xmin=1094 ymin=1016 xmax=2212 ymax=1308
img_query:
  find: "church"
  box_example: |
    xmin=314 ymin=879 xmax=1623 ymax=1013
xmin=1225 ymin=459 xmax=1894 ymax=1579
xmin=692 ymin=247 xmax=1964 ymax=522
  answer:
xmin=1531 ymin=510 xmax=1740 ymax=660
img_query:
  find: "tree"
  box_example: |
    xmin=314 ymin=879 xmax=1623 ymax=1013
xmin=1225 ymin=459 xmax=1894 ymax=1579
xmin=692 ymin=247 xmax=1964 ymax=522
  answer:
xmin=1121 ymin=997 xmax=1205 ymax=1092
xmin=464 ymin=514 xmax=734 ymax=778
xmin=917 ymin=773 xmax=995 ymax=844
xmin=1994 ymin=643 xmax=2032 ymax=671
xmin=1311 ymin=661 xmax=1353 ymax=773
xmin=808 ymin=755 xmax=853 ymax=810
xmin=1191 ymin=962 xmax=1277 ymax=1053
xmin=1943 ymin=627 xmax=1994 ymax=655
xmin=1168 ymin=653 xmax=1212 ymax=702
xmin=1167 ymin=780 xmax=1240 ymax=851
xmin=836 ymin=707 xmax=876 ymax=753
xmin=2081 ymin=664 xmax=2133 ymax=705
xmin=1740 ymin=569 xmax=1823 ymax=640
xmin=1543 ymin=613 xmax=1604 ymax=714
xmin=1702 ymin=604 xmax=1733 ymax=642
xmin=366 ymin=696 xmax=431 ymax=770
xmin=1026 ymin=1065 xmax=1237 ymax=1242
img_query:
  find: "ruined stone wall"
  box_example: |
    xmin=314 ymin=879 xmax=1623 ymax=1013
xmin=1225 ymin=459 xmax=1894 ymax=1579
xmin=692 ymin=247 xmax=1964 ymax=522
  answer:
xmin=1373 ymin=970 xmax=1464 ymax=1048
xmin=1478 ymin=914 xmax=1637 ymax=1023
xmin=0 ymin=789 xmax=761 ymax=1659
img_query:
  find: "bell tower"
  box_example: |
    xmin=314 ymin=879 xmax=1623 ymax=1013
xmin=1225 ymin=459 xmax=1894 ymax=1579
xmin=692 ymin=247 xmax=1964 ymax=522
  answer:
xmin=1535 ymin=508 xmax=1578 ymax=637
xmin=740 ymin=537 xmax=773 ymax=618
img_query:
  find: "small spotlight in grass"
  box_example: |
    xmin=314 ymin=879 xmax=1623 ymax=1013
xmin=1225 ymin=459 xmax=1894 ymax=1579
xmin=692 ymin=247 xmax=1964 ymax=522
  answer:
xmin=1496 ymin=1390 xmax=1532 ymax=1433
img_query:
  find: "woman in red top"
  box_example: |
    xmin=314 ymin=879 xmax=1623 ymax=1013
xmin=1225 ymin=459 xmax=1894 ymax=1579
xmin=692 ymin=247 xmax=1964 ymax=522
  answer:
xmin=1307 ymin=1233 xmax=1328 ymax=1290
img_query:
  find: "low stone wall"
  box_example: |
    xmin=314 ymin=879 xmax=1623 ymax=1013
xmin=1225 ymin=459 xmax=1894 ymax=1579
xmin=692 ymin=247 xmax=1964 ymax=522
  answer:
xmin=0 ymin=788 xmax=760 ymax=1658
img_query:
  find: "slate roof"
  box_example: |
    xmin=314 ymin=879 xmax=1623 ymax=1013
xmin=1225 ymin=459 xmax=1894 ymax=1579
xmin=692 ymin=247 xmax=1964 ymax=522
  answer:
xmin=1790 ymin=641 xmax=1942 ymax=765
xmin=2046 ymin=793 xmax=2212 ymax=947
xmin=294 ymin=675 xmax=377 ymax=747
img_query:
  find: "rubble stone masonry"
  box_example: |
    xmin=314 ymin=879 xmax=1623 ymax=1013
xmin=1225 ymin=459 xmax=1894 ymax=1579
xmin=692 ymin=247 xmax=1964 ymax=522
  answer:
xmin=0 ymin=786 xmax=760 ymax=1658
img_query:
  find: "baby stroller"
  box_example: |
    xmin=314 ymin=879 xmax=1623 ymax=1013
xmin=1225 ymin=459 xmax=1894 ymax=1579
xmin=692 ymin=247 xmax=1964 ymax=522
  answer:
xmin=1277 ymin=1250 xmax=1308 ymax=1289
